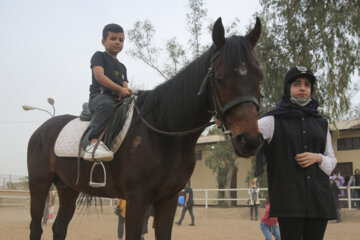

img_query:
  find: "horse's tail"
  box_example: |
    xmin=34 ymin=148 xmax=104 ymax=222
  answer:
xmin=76 ymin=193 xmax=105 ymax=215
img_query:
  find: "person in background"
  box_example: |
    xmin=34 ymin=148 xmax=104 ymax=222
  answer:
xmin=260 ymin=195 xmax=281 ymax=240
xmin=330 ymin=179 xmax=341 ymax=223
xmin=175 ymin=182 xmax=195 ymax=226
xmin=115 ymin=199 xmax=126 ymax=240
xmin=347 ymin=168 xmax=360 ymax=209
xmin=141 ymin=204 xmax=154 ymax=240
xmin=42 ymin=185 xmax=55 ymax=226
xmin=331 ymin=170 xmax=345 ymax=198
xmin=248 ymin=178 xmax=260 ymax=221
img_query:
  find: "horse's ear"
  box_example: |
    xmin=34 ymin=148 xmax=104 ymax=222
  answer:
xmin=212 ymin=17 xmax=225 ymax=49
xmin=245 ymin=17 xmax=261 ymax=48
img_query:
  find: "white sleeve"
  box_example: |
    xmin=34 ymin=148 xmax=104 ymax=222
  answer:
xmin=258 ymin=116 xmax=275 ymax=143
xmin=318 ymin=130 xmax=337 ymax=176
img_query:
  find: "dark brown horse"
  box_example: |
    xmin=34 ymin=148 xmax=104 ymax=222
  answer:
xmin=27 ymin=17 xmax=263 ymax=240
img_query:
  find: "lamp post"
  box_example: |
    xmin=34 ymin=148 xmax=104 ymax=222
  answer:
xmin=22 ymin=98 xmax=55 ymax=117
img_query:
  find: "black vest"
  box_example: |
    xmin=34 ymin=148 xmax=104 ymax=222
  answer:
xmin=266 ymin=116 xmax=336 ymax=219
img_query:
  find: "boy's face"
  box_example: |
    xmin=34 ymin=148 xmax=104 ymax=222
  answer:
xmin=102 ymin=31 xmax=125 ymax=57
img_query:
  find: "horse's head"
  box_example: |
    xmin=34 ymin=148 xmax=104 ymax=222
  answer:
xmin=209 ymin=17 xmax=263 ymax=158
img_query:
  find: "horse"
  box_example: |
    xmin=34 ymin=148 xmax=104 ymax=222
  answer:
xmin=27 ymin=17 xmax=263 ymax=240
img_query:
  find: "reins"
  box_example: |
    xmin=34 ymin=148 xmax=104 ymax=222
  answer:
xmin=133 ymin=101 xmax=215 ymax=137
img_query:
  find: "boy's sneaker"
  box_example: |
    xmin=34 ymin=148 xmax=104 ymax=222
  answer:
xmin=84 ymin=141 xmax=114 ymax=161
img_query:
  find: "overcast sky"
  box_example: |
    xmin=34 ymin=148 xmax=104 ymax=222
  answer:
xmin=0 ymin=0 xmax=262 ymax=176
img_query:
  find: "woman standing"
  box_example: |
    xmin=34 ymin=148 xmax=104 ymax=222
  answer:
xmin=256 ymin=66 xmax=337 ymax=239
xmin=248 ymin=179 xmax=260 ymax=221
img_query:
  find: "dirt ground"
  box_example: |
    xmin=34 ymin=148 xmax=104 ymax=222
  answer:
xmin=1 ymin=206 xmax=360 ymax=240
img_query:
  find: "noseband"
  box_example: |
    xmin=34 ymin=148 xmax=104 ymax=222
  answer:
xmin=197 ymin=51 xmax=260 ymax=133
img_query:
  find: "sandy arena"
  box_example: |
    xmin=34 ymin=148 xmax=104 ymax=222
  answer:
xmin=1 ymin=206 xmax=359 ymax=239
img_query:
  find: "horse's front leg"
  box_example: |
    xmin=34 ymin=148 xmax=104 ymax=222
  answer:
xmin=153 ymin=194 xmax=178 ymax=240
xmin=125 ymin=196 xmax=149 ymax=240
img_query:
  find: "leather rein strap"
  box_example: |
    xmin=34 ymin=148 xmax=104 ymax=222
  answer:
xmin=134 ymin=102 xmax=215 ymax=136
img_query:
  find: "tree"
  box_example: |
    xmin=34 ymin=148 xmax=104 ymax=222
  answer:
xmin=205 ymin=127 xmax=238 ymax=206
xmin=256 ymin=0 xmax=360 ymax=121
xmin=127 ymin=0 xmax=241 ymax=80
xmin=249 ymin=0 xmax=360 ymax=189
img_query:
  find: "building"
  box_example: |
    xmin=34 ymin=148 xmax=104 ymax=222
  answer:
xmin=330 ymin=119 xmax=360 ymax=181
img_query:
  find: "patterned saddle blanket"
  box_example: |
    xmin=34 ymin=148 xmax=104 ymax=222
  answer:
xmin=54 ymin=97 xmax=135 ymax=158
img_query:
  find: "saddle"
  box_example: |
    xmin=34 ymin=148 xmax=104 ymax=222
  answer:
xmin=79 ymin=97 xmax=132 ymax=151
xmin=54 ymin=96 xmax=135 ymax=187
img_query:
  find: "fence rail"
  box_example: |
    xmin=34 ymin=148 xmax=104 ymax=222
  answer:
xmin=193 ymin=186 xmax=360 ymax=209
xmin=1 ymin=187 xmax=359 ymax=209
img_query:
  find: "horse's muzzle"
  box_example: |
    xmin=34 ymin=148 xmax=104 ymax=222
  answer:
xmin=232 ymin=133 xmax=264 ymax=158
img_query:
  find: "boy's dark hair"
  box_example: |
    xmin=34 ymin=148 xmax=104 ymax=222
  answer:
xmin=102 ymin=23 xmax=124 ymax=39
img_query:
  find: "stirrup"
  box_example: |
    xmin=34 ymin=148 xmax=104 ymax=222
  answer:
xmin=89 ymin=160 xmax=107 ymax=187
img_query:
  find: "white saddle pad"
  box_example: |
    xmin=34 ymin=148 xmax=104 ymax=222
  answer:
xmin=54 ymin=99 xmax=135 ymax=158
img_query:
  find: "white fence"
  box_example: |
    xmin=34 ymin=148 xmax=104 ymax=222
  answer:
xmin=1 ymin=187 xmax=359 ymax=209
xmin=0 ymin=174 xmax=28 ymax=190
xmin=193 ymin=188 xmax=268 ymax=208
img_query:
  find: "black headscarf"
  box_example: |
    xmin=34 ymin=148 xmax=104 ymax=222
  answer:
xmin=264 ymin=66 xmax=321 ymax=118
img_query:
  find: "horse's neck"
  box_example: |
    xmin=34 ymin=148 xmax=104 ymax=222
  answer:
xmin=156 ymin=75 xmax=212 ymax=131
xmin=140 ymin=49 xmax=214 ymax=132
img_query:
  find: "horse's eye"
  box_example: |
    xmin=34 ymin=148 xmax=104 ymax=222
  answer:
xmin=215 ymin=77 xmax=226 ymax=87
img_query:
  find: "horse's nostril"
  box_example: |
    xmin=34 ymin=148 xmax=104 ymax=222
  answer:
xmin=236 ymin=134 xmax=246 ymax=145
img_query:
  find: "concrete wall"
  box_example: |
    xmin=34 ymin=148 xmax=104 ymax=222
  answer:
xmin=332 ymin=130 xmax=360 ymax=170
xmin=191 ymin=143 xmax=253 ymax=206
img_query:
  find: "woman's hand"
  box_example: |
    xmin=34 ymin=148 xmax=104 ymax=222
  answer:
xmin=295 ymin=152 xmax=322 ymax=168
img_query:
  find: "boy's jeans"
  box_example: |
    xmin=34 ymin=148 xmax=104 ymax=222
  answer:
xmin=260 ymin=222 xmax=281 ymax=240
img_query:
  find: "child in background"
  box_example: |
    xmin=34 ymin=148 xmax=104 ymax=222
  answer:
xmin=260 ymin=195 xmax=281 ymax=240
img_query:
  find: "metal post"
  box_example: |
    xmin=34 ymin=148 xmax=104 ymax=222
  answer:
xmin=205 ymin=190 xmax=208 ymax=209
xmin=348 ymin=187 xmax=352 ymax=210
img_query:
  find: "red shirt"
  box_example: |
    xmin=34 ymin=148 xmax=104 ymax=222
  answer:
xmin=261 ymin=203 xmax=278 ymax=226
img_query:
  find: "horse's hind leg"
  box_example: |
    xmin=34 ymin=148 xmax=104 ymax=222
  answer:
xmin=153 ymin=195 xmax=178 ymax=240
xmin=28 ymin=171 xmax=54 ymax=240
xmin=52 ymin=186 xmax=79 ymax=240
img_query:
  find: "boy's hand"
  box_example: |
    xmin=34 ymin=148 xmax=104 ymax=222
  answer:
xmin=118 ymin=87 xmax=132 ymax=99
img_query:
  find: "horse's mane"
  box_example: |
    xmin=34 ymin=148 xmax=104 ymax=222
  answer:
xmin=136 ymin=35 xmax=260 ymax=131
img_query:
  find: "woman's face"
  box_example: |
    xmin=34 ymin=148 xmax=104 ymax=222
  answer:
xmin=290 ymin=77 xmax=311 ymax=98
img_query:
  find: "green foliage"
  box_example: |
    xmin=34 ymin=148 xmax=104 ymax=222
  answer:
xmin=186 ymin=0 xmax=207 ymax=58
xmin=205 ymin=127 xmax=238 ymax=191
xmin=127 ymin=0 xmax=240 ymax=79
xmin=256 ymin=0 xmax=360 ymax=121
xmin=127 ymin=20 xmax=167 ymax=79
xmin=205 ymin=140 xmax=237 ymax=186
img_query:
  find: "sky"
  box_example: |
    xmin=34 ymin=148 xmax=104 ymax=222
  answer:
xmin=0 ymin=0 xmax=262 ymax=176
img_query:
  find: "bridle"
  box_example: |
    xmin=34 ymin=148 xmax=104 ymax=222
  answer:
xmin=134 ymin=49 xmax=260 ymax=136
xmin=197 ymin=50 xmax=260 ymax=134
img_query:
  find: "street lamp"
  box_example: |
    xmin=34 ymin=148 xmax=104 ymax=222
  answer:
xmin=22 ymin=97 xmax=55 ymax=117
